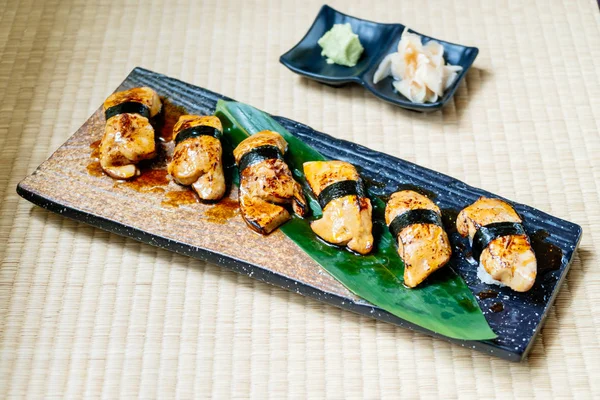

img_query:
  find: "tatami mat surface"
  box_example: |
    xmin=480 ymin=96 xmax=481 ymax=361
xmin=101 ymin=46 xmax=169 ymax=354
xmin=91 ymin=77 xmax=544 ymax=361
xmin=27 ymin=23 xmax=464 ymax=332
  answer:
xmin=1 ymin=0 xmax=599 ymax=398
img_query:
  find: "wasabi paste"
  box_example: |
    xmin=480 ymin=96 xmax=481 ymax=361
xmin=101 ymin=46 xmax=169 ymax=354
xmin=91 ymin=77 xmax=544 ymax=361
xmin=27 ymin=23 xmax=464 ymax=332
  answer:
xmin=317 ymin=23 xmax=364 ymax=67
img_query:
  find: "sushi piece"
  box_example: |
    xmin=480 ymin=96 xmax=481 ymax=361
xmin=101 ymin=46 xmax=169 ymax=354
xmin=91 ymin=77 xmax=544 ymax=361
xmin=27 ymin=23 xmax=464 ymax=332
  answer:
xmin=303 ymin=161 xmax=373 ymax=255
xmin=167 ymin=115 xmax=226 ymax=201
xmin=99 ymin=87 xmax=162 ymax=179
xmin=233 ymin=130 xmax=308 ymax=234
xmin=456 ymin=197 xmax=537 ymax=292
xmin=385 ymin=190 xmax=452 ymax=287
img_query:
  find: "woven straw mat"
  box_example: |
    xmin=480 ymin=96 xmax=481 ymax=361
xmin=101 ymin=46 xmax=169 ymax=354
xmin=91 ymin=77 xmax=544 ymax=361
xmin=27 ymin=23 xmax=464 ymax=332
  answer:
xmin=1 ymin=0 xmax=599 ymax=398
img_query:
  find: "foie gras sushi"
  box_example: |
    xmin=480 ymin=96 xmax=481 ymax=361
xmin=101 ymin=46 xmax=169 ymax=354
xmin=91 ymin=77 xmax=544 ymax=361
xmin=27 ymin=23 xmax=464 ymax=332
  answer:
xmin=233 ymin=130 xmax=308 ymax=234
xmin=385 ymin=190 xmax=452 ymax=287
xmin=168 ymin=115 xmax=226 ymax=201
xmin=456 ymin=197 xmax=537 ymax=292
xmin=303 ymin=161 xmax=373 ymax=255
xmin=99 ymin=87 xmax=162 ymax=179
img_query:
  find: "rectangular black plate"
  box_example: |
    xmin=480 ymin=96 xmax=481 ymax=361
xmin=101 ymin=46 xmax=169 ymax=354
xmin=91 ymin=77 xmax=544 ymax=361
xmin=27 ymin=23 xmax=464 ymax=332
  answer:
xmin=17 ymin=67 xmax=582 ymax=361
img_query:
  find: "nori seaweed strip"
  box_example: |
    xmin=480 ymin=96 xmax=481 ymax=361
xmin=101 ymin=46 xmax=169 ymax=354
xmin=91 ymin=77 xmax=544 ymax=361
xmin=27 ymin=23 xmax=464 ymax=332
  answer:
xmin=317 ymin=179 xmax=366 ymax=209
xmin=472 ymin=222 xmax=527 ymax=261
xmin=237 ymin=145 xmax=284 ymax=172
xmin=388 ymin=209 xmax=443 ymax=240
xmin=175 ymin=125 xmax=221 ymax=145
xmin=105 ymin=102 xmax=151 ymax=120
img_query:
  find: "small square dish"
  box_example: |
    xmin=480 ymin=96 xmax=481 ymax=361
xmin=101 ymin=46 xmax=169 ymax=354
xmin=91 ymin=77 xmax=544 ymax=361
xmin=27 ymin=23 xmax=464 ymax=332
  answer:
xmin=279 ymin=5 xmax=479 ymax=112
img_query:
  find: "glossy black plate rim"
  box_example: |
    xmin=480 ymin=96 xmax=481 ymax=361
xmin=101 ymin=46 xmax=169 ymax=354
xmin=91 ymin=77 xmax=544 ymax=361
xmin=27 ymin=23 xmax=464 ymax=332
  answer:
xmin=279 ymin=4 xmax=480 ymax=111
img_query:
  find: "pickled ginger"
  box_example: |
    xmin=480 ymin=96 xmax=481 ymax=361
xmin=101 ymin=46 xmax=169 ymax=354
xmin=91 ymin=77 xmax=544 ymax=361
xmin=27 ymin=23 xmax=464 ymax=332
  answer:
xmin=373 ymin=28 xmax=462 ymax=104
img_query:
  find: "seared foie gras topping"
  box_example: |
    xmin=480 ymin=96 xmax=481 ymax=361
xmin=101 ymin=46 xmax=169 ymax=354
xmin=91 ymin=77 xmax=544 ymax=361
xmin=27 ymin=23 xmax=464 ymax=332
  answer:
xmin=99 ymin=87 xmax=162 ymax=180
xmin=233 ymin=130 xmax=287 ymax=164
xmin=167 ymin=115 xmax=226 ymax=201
xmin=456 ymin=197 xmax=537 ymax=292
xmin=233 ymin=130 xmax=308 ymax=235
xmin=385 ymin=190 xmax=451 ymax=288
xmin=104 ymin=87 xmax=162 ymax=118
xmin=303 ymin=161 xmax=373 ymax=255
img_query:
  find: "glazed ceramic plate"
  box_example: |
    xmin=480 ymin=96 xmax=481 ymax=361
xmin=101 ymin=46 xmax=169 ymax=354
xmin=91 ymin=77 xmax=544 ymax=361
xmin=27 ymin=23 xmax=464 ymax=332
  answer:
xmin=279 ymin=5 xmax=479 ymax=112
xmin=18 ymin=68 xmax=581 ymax=361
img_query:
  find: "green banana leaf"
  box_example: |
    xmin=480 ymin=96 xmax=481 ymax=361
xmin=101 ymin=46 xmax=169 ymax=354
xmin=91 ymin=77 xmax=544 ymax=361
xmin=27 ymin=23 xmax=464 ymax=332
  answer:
xmin=215 ymin=100 xmax=496 ymax=341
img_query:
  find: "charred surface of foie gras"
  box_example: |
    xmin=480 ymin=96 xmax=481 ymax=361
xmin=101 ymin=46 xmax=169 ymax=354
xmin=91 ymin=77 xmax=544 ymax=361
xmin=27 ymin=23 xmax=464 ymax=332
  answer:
xmin=167 ymin=115 xmax=226 ymax=201
xmin=233 ymin=130 xmax=308 ymax=235
xmin=456 ymin=197 xmax=537 ymax=292
xmin=303 ymin=161 xmax=373 ymax=255
xmin=100 ymin=87 xmax=162 ymax=179
xmin=385 ymin=190 xmax=451 ymax=288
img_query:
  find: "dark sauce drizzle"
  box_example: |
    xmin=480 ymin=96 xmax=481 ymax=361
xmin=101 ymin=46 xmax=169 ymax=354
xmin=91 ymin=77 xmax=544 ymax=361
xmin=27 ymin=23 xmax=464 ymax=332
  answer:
xmin=478 ymin=289 xmax=498 ymax=299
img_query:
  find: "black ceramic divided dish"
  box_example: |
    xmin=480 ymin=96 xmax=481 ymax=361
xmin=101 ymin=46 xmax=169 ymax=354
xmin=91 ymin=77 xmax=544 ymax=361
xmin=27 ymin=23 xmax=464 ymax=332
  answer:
xmin=280 ymin=5 xmax=479 ymax=112
xmin=18 ymin=68 xmax=581 ymax=361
